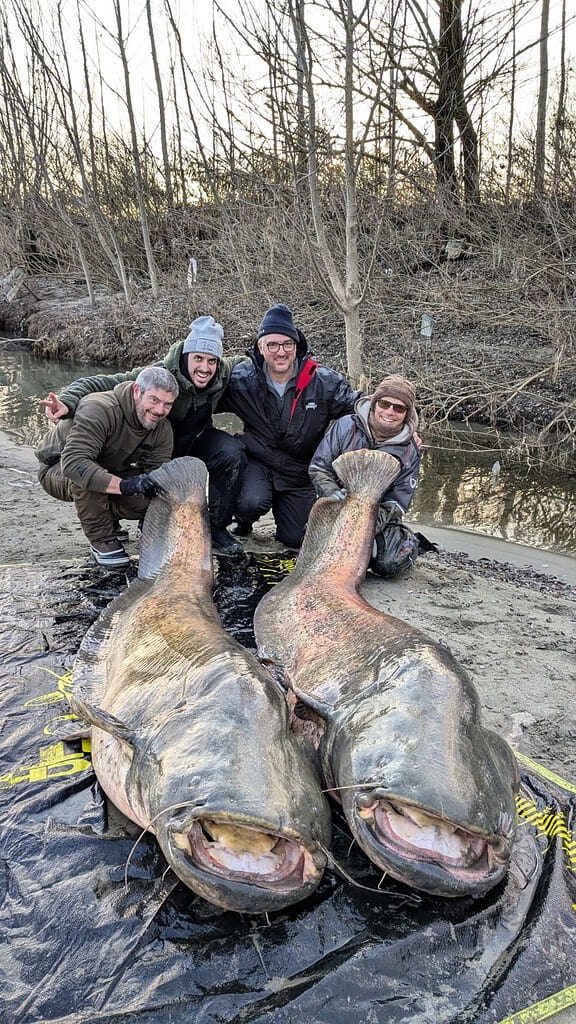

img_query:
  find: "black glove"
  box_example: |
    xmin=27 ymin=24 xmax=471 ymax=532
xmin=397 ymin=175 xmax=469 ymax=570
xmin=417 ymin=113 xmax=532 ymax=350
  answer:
xmin=119 ymin=474 xmax=159 ymax=498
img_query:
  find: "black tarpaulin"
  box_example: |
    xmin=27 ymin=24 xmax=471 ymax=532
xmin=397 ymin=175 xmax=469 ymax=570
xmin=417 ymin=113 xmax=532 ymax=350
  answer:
xmin=1 ymin=559 xmax=575 ymax=1024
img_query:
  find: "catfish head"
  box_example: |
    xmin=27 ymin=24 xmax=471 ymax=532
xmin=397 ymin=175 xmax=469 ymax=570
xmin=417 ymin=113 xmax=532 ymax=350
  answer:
xmin=72 ymin=691 xmax=331 ymax=914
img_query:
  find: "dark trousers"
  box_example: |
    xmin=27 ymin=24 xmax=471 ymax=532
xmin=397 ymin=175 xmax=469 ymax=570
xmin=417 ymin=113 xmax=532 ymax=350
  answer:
xmin=235 ymin=460 xmax=316 ymax=548
xmin=186 ymin=427 xmax=246 ymax=530
xmin=38 ymin=463 xmax=150 ymax=545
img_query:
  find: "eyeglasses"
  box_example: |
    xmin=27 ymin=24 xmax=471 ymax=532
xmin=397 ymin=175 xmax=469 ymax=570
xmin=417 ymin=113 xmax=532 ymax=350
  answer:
xmin=264 ymin=340 xmax=296 ymax=352
xmin=375 ymin=399 xmax=407 ymax=414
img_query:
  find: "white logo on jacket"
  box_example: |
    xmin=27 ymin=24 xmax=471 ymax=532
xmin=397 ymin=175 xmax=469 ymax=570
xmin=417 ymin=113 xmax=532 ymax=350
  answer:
xmin=305 ymin=401 xmax=317 ymax=410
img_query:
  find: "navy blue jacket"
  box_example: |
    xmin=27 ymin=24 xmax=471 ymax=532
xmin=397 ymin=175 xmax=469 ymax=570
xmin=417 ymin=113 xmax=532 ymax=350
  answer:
xmin=217 ymin=331 xmax=361 ymax=487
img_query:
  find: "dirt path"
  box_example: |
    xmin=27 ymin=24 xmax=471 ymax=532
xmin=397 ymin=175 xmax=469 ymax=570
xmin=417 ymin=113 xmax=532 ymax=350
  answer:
xmin=2 ymin=429 xmax=575 ymax=785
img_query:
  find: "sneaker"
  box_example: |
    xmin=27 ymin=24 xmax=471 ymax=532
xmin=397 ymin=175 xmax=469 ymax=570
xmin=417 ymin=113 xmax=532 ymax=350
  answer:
xmin=90 ymin=540 xmax=131 ymax=569
xmin=210 ymin=527 xmax=244 ymax=556
xmin=112 ymin=519 xmax=130 ymax=542
xmin=231 ymin=519 xmax=253 ymax=537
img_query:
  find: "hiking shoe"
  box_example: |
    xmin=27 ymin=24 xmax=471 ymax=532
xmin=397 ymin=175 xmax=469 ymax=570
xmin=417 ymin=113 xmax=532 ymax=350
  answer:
xmin=90 ymin=540 xmax=131 ymax=569
xmin=112 ymin=519 xmax=130 ymax=542
xmin=211 ymin=527 xmax=244 ymax=556
xmin=231 ymin=519 xmax=253 ymax=537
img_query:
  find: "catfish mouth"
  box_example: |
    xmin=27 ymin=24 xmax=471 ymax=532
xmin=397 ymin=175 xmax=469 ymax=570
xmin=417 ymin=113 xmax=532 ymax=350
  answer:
xmin=164 ymin=817 xmax=325 ymax=910
xmin=354 ymin=794 xmax=512 ymax=897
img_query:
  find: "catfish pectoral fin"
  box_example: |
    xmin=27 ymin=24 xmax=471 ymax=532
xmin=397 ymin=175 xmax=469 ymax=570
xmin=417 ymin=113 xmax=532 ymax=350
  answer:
xmin=69 ymin=693 xmax=136 ymax=745
xmin=53 ymin=716 xmax=91 ymax=741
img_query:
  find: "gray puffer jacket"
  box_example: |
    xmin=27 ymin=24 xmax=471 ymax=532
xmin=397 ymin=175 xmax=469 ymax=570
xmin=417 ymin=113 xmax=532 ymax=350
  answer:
xmin=309 ymin=396 xmax=421 ymax=519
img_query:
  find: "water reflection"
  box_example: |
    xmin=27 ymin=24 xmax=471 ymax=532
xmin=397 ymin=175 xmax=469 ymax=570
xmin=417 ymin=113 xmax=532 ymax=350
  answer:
xmin=2 ymin=343 xmax=576 ymax=556
xmin=411 ymin=444 xmax=576 ymax=554
xmin=0 ymin=345 xmax=112 ymax=449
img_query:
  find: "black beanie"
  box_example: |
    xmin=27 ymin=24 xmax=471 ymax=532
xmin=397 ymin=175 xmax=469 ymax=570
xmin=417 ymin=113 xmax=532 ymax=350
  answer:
xmin=257 ymin=303 xmax=299 ymax=342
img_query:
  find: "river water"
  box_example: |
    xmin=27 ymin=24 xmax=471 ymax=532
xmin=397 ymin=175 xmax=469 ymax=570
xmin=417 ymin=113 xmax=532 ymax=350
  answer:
xmin=2 ymin=344 xmax=576 ymax=557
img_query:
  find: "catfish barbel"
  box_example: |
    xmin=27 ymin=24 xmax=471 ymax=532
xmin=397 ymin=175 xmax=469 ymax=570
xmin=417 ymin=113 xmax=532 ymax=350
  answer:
xmin=254 ymin=449 xmax=518 ymax=898
xmin=70 ymin=457 xmax=331 ymax=913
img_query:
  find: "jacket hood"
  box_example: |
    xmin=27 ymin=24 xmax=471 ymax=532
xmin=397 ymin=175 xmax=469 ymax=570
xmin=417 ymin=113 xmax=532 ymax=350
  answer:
xmin=113 ymin=380 xmax=142 ymax=430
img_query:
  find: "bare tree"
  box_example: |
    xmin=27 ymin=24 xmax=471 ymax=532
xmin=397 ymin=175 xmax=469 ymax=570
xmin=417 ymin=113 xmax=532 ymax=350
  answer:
xmin=210 ymin=0 xmax=393 ymax=382
xmin=110 ymin=0 xmax=160 ymax=297
xmin=436 ymin=0 xmax=480 ymax=206
xmin=552 ymin=0 xmax=567 ymax=190
xmin=505 ymin=0 xmax=518 ymax=200
xmin=145 ymin=0 xmax=173 ymax=209
xmin=366 ymin=1 xmax=541 ymax=209
xmin=0 ymin=12 xmax=92 ymax=288
xmin=534 ymin=0 xmax=550 ymax=198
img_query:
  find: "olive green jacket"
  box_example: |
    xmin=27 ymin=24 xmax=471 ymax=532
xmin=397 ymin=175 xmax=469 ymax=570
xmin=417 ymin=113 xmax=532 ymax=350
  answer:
xmin=55 ymin=341 xmax=246 ymax=429
xmin=38 ymin=381 xmax=174 ymax=493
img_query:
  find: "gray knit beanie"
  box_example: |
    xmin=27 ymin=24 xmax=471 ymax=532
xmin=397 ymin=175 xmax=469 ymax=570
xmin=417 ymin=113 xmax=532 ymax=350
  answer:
xmin=182 ymin=316 xmax=224 ymax=359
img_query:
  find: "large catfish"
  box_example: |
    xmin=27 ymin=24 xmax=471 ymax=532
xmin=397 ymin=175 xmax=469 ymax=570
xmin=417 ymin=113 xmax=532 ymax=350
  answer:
xmin=70 ymin=457 xmax=331 ymax=913
xmin=254 ymin=449 xmax=519 ymax=898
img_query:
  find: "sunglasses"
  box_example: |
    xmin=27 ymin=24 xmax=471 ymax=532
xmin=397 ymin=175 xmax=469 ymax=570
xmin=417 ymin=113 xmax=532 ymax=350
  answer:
xmin=264 ymin=340 xmax=296 ymax=352
xmin=376 ymin=399 xmax=407 ymax=414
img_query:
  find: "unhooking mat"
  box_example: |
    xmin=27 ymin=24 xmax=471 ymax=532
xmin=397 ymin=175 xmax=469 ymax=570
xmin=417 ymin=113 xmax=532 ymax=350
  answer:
xmin=0 ymin=557 xmax=575 ymax=1024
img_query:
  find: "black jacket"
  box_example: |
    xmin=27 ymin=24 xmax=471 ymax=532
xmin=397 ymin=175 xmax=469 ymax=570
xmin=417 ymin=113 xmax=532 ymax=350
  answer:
xmin=217 ymin=330 xmax=361 ymax=487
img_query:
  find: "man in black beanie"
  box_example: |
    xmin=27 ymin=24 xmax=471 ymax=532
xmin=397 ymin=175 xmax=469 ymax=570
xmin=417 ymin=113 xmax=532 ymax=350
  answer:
xmin=217 ymin=303 xmax=361 ymax=550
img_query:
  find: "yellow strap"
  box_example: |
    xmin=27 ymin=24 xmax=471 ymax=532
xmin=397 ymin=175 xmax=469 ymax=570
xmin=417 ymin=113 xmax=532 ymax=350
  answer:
xmin=496 ymin=984 xmax=576 ymax=1023
xmin=515 ymin=750 xmax=576 ymax=796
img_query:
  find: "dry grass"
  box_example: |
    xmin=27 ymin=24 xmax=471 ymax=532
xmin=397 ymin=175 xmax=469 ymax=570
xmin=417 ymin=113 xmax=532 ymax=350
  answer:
xmin=2 ymin=199 xmax=576 ymax=472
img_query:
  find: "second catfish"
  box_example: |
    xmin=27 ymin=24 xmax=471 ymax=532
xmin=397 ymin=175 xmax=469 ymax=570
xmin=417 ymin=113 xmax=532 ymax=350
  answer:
xmin=254 ymin=449 xmax=519 ymax=898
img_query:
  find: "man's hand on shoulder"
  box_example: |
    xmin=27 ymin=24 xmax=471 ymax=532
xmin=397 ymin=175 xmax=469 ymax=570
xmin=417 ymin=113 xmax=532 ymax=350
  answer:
xmin=38 ymin=392 xmax=69 ymax=422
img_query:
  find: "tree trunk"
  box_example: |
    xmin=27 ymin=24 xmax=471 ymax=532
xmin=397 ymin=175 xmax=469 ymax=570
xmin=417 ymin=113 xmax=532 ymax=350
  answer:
xmin=433 ymin=0 xmax=480 ymax=208
xmin=505 ymin=0 xmax=518 ymax=201
xmin=552 ymin=0 xmax=567 ymax=189
xmin=434 ymin=0 xmax=459 ymax=201
xmin=534 ymin=0 xmax=550 ymax=199
xmin=113 ymin=0 xmax=160 ymax=298
xmin=145 ymin=0 xmax=173 ymax=209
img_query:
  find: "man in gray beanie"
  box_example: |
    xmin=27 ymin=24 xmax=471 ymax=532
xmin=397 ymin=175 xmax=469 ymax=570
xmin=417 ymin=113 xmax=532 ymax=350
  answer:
xmin=39 ymin=315 xmax=248 ymax=556
xmin=182 ymin=315 xmax=224 ymax=361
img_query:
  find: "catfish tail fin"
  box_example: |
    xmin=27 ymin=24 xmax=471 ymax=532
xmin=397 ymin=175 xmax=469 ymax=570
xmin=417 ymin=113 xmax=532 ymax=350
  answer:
xmin=333 ymin=449 xmax=400 ymax=500
xmin=139 ymin=457 xmax=209 ymax=580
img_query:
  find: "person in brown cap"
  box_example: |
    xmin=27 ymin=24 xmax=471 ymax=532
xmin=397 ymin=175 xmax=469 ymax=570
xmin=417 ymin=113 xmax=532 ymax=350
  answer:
xmin=309 ymin=374 xmax=422 ymax=576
